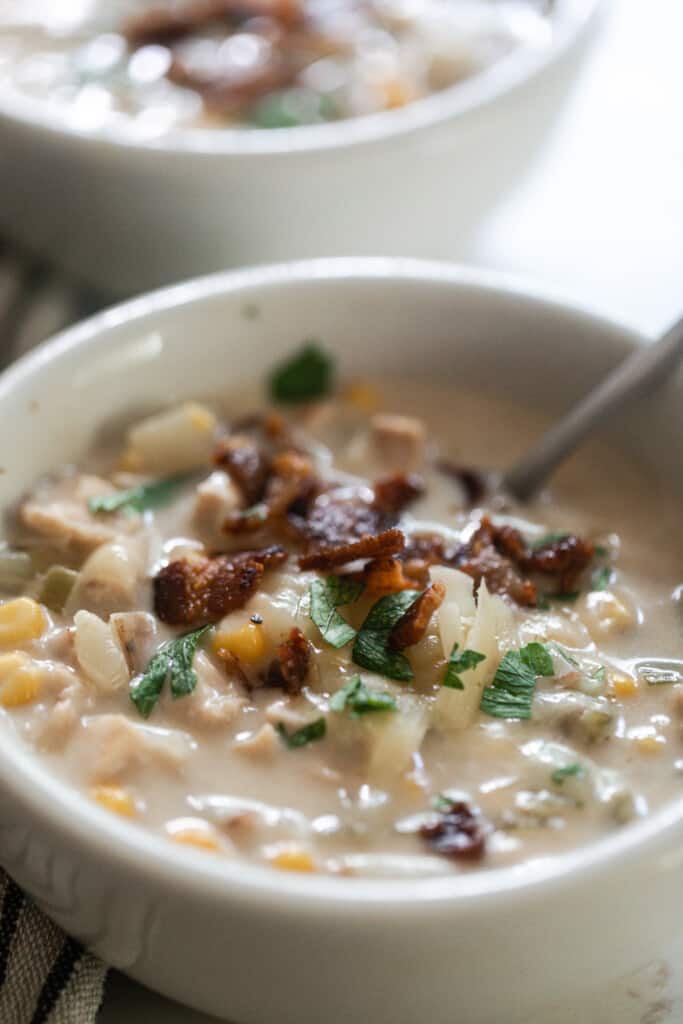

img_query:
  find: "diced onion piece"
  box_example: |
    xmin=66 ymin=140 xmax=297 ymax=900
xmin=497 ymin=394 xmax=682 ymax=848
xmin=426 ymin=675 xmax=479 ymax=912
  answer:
xmin=430 ymin=565 xmax=476 ymax=658
xmin=433 ymin=581 xmax=515 ymax=732
xmin=366 ymin=695 xmax=429 ymax=783
xmin=65 ymin=539 xmax=142 ymax=618
xmin=123 ymin=402 xmax=217 ymax=473
xmin=74 ymin=610 xmax=130 ymax=694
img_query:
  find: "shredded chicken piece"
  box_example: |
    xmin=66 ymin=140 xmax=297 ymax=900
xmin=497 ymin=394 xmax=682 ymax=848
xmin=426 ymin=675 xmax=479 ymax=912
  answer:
xmin=389 ymin=581 xmax=445 ymax=650
xmin=19 ymin=475 xmax=120 ymax=557
xmin=154 ymin=545 xmax=287 ymax=625
xmin=370 ymin=413 xmax=426 ymax=469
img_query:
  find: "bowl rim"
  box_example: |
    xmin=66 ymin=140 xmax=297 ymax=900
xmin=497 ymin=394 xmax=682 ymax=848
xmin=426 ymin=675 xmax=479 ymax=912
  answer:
xmin=0 ymin=0 xmax=599 ymax=158
xmin=2 ymin=254 xmax=679 ymax=915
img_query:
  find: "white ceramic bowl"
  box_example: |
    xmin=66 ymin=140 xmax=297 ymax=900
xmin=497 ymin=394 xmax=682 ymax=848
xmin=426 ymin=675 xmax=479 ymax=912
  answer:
xmin=0 ymin=1 xmax=598 ymax=297
xmin=0 ymin=258 xmax=680 ymax=1024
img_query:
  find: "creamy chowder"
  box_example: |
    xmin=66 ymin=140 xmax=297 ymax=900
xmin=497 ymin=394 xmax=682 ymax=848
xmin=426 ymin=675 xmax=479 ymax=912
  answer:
xmin=1 ymin=345 xmax=681 ymax=878
xmin=0 ymin=1 xmax=555 ymax=135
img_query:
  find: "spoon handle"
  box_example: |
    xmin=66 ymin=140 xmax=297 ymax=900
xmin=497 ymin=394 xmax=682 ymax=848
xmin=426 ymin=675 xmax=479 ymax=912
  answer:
xmin=503 ymin=316 xmax=683 ymax=501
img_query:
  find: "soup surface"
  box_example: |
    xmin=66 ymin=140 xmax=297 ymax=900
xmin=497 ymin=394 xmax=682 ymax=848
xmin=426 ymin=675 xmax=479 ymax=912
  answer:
xmin=1 ymin=347 xmax=682 ymax=878
xmin=0 ymin=1 xmax=555 ymax=134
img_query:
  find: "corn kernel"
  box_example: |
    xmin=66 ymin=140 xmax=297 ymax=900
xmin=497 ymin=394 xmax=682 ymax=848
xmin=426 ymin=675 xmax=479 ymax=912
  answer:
xmin=629 ymin=726 xmax=666 ymax=754
xmin=0 ymin=597 xmax=46 ymax=647
xmin=609 ymin=673 xmax=639 ymax=698
xmin=635 ymin=734 xmax=666 ymax=755
xmin=166 ymin=818 xmax=220 ymax=852
xmin=213 ymin=621 xmax=267 ymax=664
xmin=187 ymin=403 xmax=215 ymax=433
xmin=383 ymin=78 xmax=411 ymax=109
xmin=91 ymin=784 xmax=136 ymax=818
xmin=267 ymin=843 xmax=315 ymax=873
xmin=0 ymin=653 xmax=41 ymax=708
xmin=344 ymin=381 xmax=381 ymax=413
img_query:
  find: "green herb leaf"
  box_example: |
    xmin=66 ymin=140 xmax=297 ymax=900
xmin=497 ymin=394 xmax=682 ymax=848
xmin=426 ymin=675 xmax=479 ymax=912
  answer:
xmin=89 ymin=474 xmax=190 ymax=516
xmin=310 ymin=576 xmax=364 ymax=649
xmin=551 ymin=763 xmax=585 ymax=785
xmin=330 ymin=674 xmax=397 ymax=716
xmin=442 ymin=643 xmax=486 ymax=690
xmin=594 ymin=544 xmax=609 ymax=558
xmin=519 ymin=641 xmax=555 ymax=677
xmin=480 ymin=642 xmax=554 ymax=720
xmin=276 ymin=718 xmax=327 ymax=749
xmin=529 ymin=531 xmax=570 ymax=550
xmin=591 ymin=566 xmax=613 ymax=591
xmin=130 ymin=625 xmax=211 ymax=718
xmin=590 ymin=665 xmax=606 ymax=683
xmin=269 ymin=343 xmax=334 ymax=404
xmin=351 ymin=590 xmax=421 ymax=682
xmin=434 ymin=793 xmax=457 ymax=812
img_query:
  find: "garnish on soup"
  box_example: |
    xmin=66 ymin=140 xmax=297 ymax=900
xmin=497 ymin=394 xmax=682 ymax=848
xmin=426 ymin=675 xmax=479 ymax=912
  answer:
xmin=1 ymin=350 xmax=681 ymax=878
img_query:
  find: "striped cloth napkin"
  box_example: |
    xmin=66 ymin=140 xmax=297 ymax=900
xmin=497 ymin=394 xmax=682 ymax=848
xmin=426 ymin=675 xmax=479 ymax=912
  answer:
xmin=0 ymin=240 xmax=110 ymax=1022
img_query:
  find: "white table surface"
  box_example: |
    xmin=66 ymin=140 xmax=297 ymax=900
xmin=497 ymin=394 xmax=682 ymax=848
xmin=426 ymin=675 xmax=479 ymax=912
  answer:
xmin=91 ymin=1 xmax=681 ymax=1018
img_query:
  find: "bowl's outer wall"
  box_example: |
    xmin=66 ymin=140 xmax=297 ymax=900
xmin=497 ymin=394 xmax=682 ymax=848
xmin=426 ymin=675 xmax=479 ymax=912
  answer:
xmin=0 ymin=2 xmax=597 ymax=297
xmin=0 ymin=268 xmax=680 ymax=1023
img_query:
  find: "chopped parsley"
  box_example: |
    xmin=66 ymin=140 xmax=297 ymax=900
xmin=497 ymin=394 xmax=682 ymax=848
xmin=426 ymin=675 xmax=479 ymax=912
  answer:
xmin=351 ymin=589 xmax=422 ymax=682
xmin=591 ymin=565 xmax=613 ymax=591
xmin=551 ymin=763 xmax=585 ymax=785
xmin=590 ymin=665 xmax=606 ymax=684
xmin=442 ymin=643 xmax=486 ymax=690
xmin=309 ymin=576 xmax=364 ymax=649
xmin=130 ymin=625 xmax=211 ymax=718
xmin=269 ymin=343 xmax=334 ymax=404
xmin=276 ymin=718 xmax=327 ymax=749
xmin=329 ymin=675 xmax=397 ymax=716
xmin=89 ymin=473 xmax=190 ymax=516
xmin=529 ymin=531 xmax=570 ymax=549
xmin=480 ymin=641 xmax=555 ymax=720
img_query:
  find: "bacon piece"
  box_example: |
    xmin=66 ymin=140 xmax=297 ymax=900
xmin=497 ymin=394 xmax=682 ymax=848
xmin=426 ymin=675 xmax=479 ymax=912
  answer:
xmin=522 ymin=534 xmax=595 ymax=594
xmin=373 ymin=473 xmax=424 ymax=516
xmin=222 ymin=449 xmax=317 ymax=534
xmin=419 ymin=800 xmax=486 ymax=861
xmin=299 ymin=528 xmax=404 ymax=571
xmin=264 ymin=627 xmax=311 ymax=695
xmin=358 ymin=556 xmax=418 ymax=596
xmin=214 ymin=435 xmax=271 ymax=507
xmin=389 ymin=581 xmax=445 ymax=650
xmin=457 ymin=518 xmax=537 ymax=607
xmin=154 ymin=545 xmax=287 ymax=625
xmin=436 ymin=461 xmax=487 ymax=507
xmin=124 ymin=0 xmax=301 ymax=47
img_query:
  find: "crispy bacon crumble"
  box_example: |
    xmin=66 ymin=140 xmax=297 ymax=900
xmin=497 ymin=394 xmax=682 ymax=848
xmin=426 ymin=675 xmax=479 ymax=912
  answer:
xmin=390 ymin=581 xmax=445 ymax=650
xmin=264 ymin=627 xmax=312 ymax=695
xmin=154 ymin=545 xmax=287 ymax=625
xmin=419 ymin=801 xmax=486 ymax=861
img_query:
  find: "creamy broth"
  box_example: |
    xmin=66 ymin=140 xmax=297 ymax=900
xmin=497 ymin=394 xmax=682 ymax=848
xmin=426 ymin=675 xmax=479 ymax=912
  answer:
xmin=1 ymin=366 xmax=682 ymax=879
xmin=0 ymin=1 xmax=555 ymax=135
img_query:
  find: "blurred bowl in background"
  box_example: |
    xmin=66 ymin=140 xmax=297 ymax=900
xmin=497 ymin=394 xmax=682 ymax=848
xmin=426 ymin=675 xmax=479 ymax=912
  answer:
xmin=0 ymin=0 xmax=599 ymax=297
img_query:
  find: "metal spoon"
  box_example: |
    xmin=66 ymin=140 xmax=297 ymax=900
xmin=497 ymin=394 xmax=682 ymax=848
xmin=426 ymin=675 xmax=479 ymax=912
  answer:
xmin=503 ymin=316 xmax=683 ymax=501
